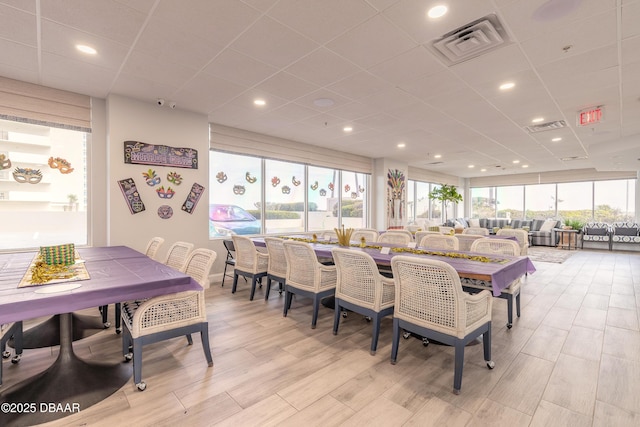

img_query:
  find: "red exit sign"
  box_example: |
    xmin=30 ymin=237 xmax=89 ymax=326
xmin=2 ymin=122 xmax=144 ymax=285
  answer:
xmin=577 ymin=106 xmax=603 ymax=126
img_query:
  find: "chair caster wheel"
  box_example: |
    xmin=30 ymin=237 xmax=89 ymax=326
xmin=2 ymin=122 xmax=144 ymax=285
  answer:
xmin=342 ymin=312 xmax=348 ymax=318
xmin=116 ymin=328 xmax=122 ymax=334
xmin=364 ymin=316 xmax=372 ymax=322
xmin=136 ymin=382 xmax=147 ymax=391
xmin=11 ymin=354 xmax=21 ymax=364
xmin=2 ymin=350 xmax=10 ymax=359
xmin=453 ymin=388 xmax=461 ymax=395
xmin=124 ymin=353 xmax=133 ymax=362
xmin=422 ymin=338 xmax=429 ymax=347
xmin=486 ymin=360 xmax=495 ymax=369
xmin=506 ymin=323 xmax=512 ymax=329
xmin=402 ymin=332 xmax=411 ymax=339
xmin=103 ymin=321 xmax=111 ymax=328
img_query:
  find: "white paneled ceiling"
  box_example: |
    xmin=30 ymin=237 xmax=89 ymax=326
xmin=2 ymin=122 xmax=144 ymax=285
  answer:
xmin=0 ymin=0 xmax=639 ymax=177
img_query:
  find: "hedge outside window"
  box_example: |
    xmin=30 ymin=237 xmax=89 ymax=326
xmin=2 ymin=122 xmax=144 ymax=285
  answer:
xmin=339 ymin=171 xmax=367 ymax=229
xmin=308 ymin=165 xmax=339 ymax=232
xmin=265 ymin=159 xmax=305 ymax=234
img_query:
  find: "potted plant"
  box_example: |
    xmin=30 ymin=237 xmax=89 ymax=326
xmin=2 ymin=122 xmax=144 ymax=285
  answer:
xmin=67 ymin=194 xmax=78 ymax=211
xmin=428 ymin=184 xmax=463 ymax=225
xmin=563 ymin=219 xmax=585 ymax=232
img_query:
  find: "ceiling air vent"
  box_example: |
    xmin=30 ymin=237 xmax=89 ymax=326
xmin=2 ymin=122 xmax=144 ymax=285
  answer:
xmin=430 ymin=14 xmax=510 ymax=65
xmin=425 ymin=161 xmax=444 ymax=165
xmin=560 ymin=156 xmax=588 ymax=161
xmin=524 ymin=120 xmax=567 ymax=133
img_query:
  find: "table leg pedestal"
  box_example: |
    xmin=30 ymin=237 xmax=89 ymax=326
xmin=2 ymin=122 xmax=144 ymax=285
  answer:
xmin=9 ymin=313 xmax=106 ymax=349
xmin=0 ymin=313 xmax=131 ymax=426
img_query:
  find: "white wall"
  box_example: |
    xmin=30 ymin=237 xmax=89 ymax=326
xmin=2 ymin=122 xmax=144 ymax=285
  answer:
xmin=105 ymin=95 xmax=212 ymax=263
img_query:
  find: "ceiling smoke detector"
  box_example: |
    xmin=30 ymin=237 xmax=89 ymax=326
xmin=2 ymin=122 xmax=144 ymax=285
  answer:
xmin=524 ymin=120 xmax=567 ymax=133
xmin=429 ymin=14 xmax=511 ymax=66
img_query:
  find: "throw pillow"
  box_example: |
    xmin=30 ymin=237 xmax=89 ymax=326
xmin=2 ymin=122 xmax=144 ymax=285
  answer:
xmin=539 ymin=219 xmax=557 ymax=233
xmin=586 ymin=227 xmax=607 ymax=236
xmin=469 ymin=218 xmax=480 ymax=228
xmin=615 ymin=227 xmax=638 ymax=236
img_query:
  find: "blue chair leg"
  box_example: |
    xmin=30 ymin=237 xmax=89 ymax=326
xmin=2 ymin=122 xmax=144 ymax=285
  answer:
xmin=132 ymin=338 xmax=143 ymax=385
xmin=370 ymin=314 xmax=381 ymax=355
xmin=453 ymin=341 xmax=465 ymax=394
xmin=506 ymin=295 xmax=514 ymax=329
xmin=333 ymin=300 xmax=341 ymax=335
xmin=311 ymin=296 xmax=320 ymax=329
xmin=283 ymin=288 xmax=293 ymax=317
xmin=516 ymin=293 xmax=521 ymax=318
xmin=390 ymin=318 xmax=401 ymax=364
xmin=231 ymin=272 xmax=239 ymax=294
xmin=200 ymin=323 xmax=213 ymax=367
xmin=483 ymin=325 xmax=492 ymax=362
xmin=250 ymin=276 xmax=258 ymax=301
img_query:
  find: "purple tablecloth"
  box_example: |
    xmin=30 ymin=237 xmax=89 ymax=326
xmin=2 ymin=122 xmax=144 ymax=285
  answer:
xmin=0 ymin=246 xmax=202 ymax=325
xmin=252 ymin=238 xmax=535 ymax=297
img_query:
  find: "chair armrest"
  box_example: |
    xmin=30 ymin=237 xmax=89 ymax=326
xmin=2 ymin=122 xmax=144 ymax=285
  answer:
xmin=462 ymin=289 xmax=492 ymax=325
xmin=128 ymin=291 xmax=206 ymax=338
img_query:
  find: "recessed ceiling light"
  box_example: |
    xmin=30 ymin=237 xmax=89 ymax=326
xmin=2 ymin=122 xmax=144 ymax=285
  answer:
xmin=76 ymin=44 xmax=97 ymax=55
xmin=434 ymin=154 xmax=442 ymax=159
xmin=499 ymin=82 xmax=515 ymax=90
xmin=512 ymin=160 xmax=520 ymax=164
xmin=551 ymin=137 xmax=562 ymax=142
xmin=480 ymin=168 xmax=487 ymax=172
xmin=397 ymin=143 xmax=406 ymax=148
xmin=468 ymin=165 xmax=475 ymax=168
xmin=427 ymin=5 xmax=448 ymax=19
xmin=522 ymin=164 xmax=529 ymax=168
xmin=313 ymin=98 xmax=334 ymax=107
xmin=343 ymin=126 xmax=353 ymax=132
xmin=532 ymin=117 xmax=544 ymax=123
xmin=254 ymin=99 xmax=266 ymax=106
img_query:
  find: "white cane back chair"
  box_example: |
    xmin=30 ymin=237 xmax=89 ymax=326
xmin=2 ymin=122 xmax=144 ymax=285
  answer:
xmin=122 ymin=248 xmax=216 ymax=391
xmin=331 ymin=248 xmax=395 ymax=355
xmin=144 ymin=236 xmax=165 ymax=260
xmin=414 ymin=230 xmax=441 ymax=243
xmin=496 ymin=228 xmax=529 ymax=255
xmin=378 ymin=230 xmax=413 ymax=245
xmin=282 ymin=240 xmax=337 ymax=329
xmin=351 ymin=229 xmax=379 ymax=244
xmin=462 ymin=227 xmax=489 ymax=236
xmin=455 ymin=234 xmax=484 ymax=251
xmin=162 ymin=241 xmax=194 ymax=271
xmin=419 ymin=234 xmax=459 ymax=251
xmin=264 ymin=237 xmax=287 ymax=300
xmin=390 ymin=256 xmax=494 ymax=394
xmin=231 ymin=235 xmax=269 ymax=301
xmin=467 ymin=238 xmax=522 ymax=329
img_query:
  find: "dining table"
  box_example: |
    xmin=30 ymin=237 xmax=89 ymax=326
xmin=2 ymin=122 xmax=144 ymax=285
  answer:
xmin=0 ymin=246 xmax=202 ymax=426
xmin=252 ymin=236 xmax=535 ymax=297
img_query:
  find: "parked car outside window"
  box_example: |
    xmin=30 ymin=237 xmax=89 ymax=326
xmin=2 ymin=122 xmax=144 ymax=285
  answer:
xmin=209 ymin=204 xmax=261 ymax=237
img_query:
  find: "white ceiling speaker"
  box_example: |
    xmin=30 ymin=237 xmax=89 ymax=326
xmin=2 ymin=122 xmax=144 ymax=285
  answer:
xmin=524 ymin=120 xmax=567 ymax=133
xmin=429 ymin=14 xmax=511 ymax=66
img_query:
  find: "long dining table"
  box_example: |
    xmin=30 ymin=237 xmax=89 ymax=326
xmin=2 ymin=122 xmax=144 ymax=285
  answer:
xmin=0 ymin=246 xmax=201 ymax=426
xmin=252 ymin=236 xmax=535 ymax=297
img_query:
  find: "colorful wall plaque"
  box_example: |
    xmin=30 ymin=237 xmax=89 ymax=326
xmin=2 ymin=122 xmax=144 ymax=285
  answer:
xmin=124 ymin=140 xmax=198 ymax=169
xmin=117 ymin=178 xmax=145 ymax=214
xmin=182 ymin=182 xmax=204 ymax=214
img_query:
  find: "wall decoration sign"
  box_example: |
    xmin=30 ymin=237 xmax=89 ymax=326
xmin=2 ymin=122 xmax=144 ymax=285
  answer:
xmin=13 ymin=167 xmax=42 ymax=184
xmin=118 ymin=178 xmax=145 ymax=214
xmin=281 ymin=185 xmax=291 ymax=194
xmin=167 ymin=171 xmax=182 ymax=185
xmin=48 ymin=157 xmax=74 ymax=174
xmin=158 ymin=205 xmax=173 ymax=219
xmin=182 ymin=182 xmax=204 ymax=214
xmin=216 ymin=171 xmax=227 ymax=183
xmin=319 ymin=188 xmax=326 ymax=196
xmin=142 ymin=169 xmax=161 ymax=186
xmin=233 ymin=185 xmax=245 ymax=195
xmin=124 ymin=141 xmax=198 ymax=169
xmin=310 ymin=181 xmax=318 ymax=191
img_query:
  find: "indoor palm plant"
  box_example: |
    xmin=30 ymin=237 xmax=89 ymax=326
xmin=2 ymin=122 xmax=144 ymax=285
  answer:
xmin=428 ymin=184 xmax=463 ymax=225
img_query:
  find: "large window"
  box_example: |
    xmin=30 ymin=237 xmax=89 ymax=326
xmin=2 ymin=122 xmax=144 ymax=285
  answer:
xmin=594 ymin=179 xmax=636 ymax=222
xmin=209 ymin=152 xmax=262 ymax=237
xmin=265 ymin=159 xmax=305 ymax=234
xmin=496 ymin=186 xmax=524 ymax=219
xmin=471 ymin=179 xmax=636 ymax=223
xmin=0 ymin=119 xmax=88 ymax=250
xmin=415 ymin=181 xmax=431 ymax=220
xmin=557 ymin=182 xmax=592 ymax=223
xmin=209 ymin=150 xmax=369 ymax=237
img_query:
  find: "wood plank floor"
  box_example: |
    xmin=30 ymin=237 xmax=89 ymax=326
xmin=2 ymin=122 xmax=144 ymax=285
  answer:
xmin=2 ymin=248 xmax=640 ymax=426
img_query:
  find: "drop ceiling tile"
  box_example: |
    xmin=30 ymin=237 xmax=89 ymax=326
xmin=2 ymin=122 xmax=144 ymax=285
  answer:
xmin=326 ymin=71 xmax=391 ymax=100
xmin=201 ymin=49 xmax=278 ymax=87
xmin=326 ymin=14 xmax=416 ymax=69
xmin=40 ymin=0 xmax=147 ymax=45
xmin=122 ymin=50 xmax=197 ymax=89
xmin=181 ymin=72 xmax=249 ymax=111
xmin=294 ymin=89 xmax=351 ymax=113
xmin=622 ymin=1 xmax=640 ymax=38
xmin=0 ymin=39 xmax=37 ymax=71
xmin=0 ymin=0 xmax=36 ymax=12
xmin=153 ymin=0 xmax=261 ymax=47
xmin=324 ymin=101 xmax=379 ymax=121
xmin=267 ymin=0 xmax=376 ymax=44
xmin=254 ymin=71 xmax=320 ymax=101
xmin=41 ymin=53 xmax=118 ymax=98
xmin=359 ymin=87 xmax=418 ymax=112
xmin=399 ymin=71 xmax=466 ymax=103
xmin=109 ymin=73 xmax=181 ymax=102
xmin=368 ymin=46 xmax=444 ymax=85
xmin=621 ymin=36 xmax=640 ymax=65
xmin=229 ymin=16 xmax=319 ymax=68
xmin=113 ymin=0 xmax=156 ymax=14
xmin=0 ymin=4 xmax=36 ymax=46
xmin=285 ymin=48 xmax=361 ymax=87
xmin=241 ymin=0 xmax=280 ymax=12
